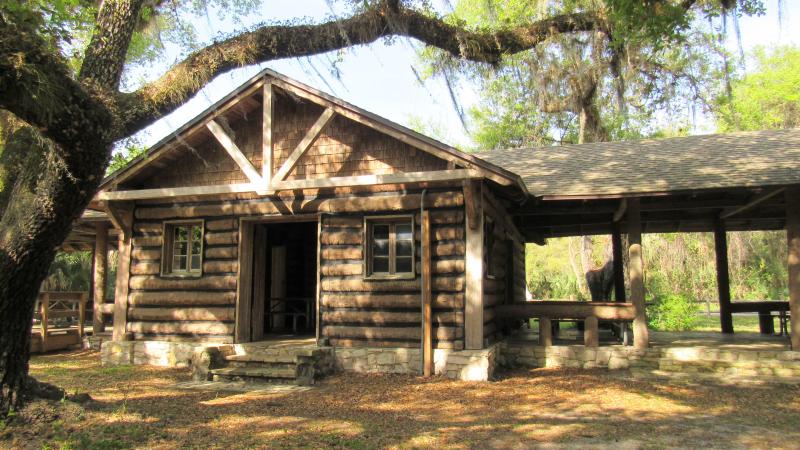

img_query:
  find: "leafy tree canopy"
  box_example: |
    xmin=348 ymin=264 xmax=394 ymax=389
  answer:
xmin=715 ymin=44 xmax=800 ymax=131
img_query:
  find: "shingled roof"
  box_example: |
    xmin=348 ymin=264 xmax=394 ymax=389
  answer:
xmin=475 ymin=129 xmax=800 ymax=199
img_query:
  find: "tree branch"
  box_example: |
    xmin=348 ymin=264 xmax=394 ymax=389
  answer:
xmin=115 ymin=1 xmax=603 ymax=138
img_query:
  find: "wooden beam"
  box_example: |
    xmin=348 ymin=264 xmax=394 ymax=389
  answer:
xmin=611 ymin=222 xmax=626 ymax=302
xmin=272 ymin=107 xmax=335 ymax=183
xmin=496 ymin=302 xmax=636 ymax=320
xmin=714 ymin=220 xmax=734 ymax=334
xmin=787 ymin=187 xmax=800 ymax=350
xmin=235 ymin=221 xmax=254 ymax=343
xmin=206 ymin=119 xmax=264 ymax=184
xmin=613 ymin=199 xmax=627 ymax=222
xmin=92 ymin=222 xmax=109 ymax=334
xmin=262 ymin=81 xmax=273 ymax=185
xmin=720 ymin=188 xmax=785 ymax=219
xmin=627 ymin=198 xmax=649 ymax=351
xmin=269 ymin=78 xmax=522 ymax=190
xmin=109 ymin=202 xmax=134 ymax=341
xmin=422 ymin=210 xmax=433 ymax=376
xmin=96 ymin=183 xmax=261 ymax=201
xmin=274 ymin=169 xmax=478 ymax=191
xmin=464 ymin=181 xmax=484 ymax=349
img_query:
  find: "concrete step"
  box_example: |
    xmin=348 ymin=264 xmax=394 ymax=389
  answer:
xmin=224 ymin=353 xmax=297 ymax=364
xmin=209 ymin=366 xmax=298 ymax=383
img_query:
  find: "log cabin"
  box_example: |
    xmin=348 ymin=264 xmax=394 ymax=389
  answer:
xmin=79 ymin=68 xmax=800 ymax=382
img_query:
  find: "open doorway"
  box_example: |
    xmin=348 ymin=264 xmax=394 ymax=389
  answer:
xmin=238 ymin=218 xmax=318 ymax=342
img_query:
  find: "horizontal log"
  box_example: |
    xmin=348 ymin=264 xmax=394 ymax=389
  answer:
xmin=128 ymin=307 xmax=235 ymax=321
xmin=417 ymin=210 xmax=464 ymax=225
xmin=416 ymin=226 xmax=464 ymax=241
xmin=131 ymin=334 xmax=233 ymax=344
xmin=133 ymin=222 xmax=162 ymax=234
xmin=484 ymin=278 xmax=505 ymax=293
xmin=321 ymin=246 xmax=362 ymax=260
xmin=321 ymin=293 xmax=464 ymax=309
xmin=323 ymin=216 xmax=362 ymax=228
xmin=322 ymin=278 xmax=419 ymax=292
xmin=483 ymin=308 xmax=496 ymax=323
xmin=128 ymin=291 xmax=236 ymax=306
xmin=496 ymin=301 xmax=637 ymax=321
xmin=127 ymin=321 xmax=234 ymax=335
xmin=206 ymin=218 xmax=237 ymax=231
xmin=328 ymin=339 xmax=464 ymax=349
xmin=484 ymin=322 xmax=497 ymax=336
xmin=484 ymin=294 xmax=505 ymax=307
xmin=433 ymin=276 xmax=464 ymax=292
xmin=132 ymin=248 xmax=161 ymax=261
xmin=433 ymin=259 xmax=464 ymax=274
xmin=130 ymin=262 xmax=160 ymax=276
xmin=203 ymin=260 xmax=237 ymax=273
xmin=132 ymin=236 xmax=161 ymax=247
xmin=321 ymin=263 xmax=363 ymax=276
xmin=323 ymin=310 xmax=462 ymax=325
xmin=433 ymin=242 xmax=465 ymax=257
xmin=205 ymin=231 xmax=238 ymax=246
xmin=135 ymin=192 xmax=463 ymax=219
xmin=205 ymin=246 xmax=237 ymax=259
xmin=322 ymin=325 xmax=462 ymax=340
xmin=129 ymin=275 xmax=236 ymax=290
xmin=320 ymin=230 xmax=362 ymax=245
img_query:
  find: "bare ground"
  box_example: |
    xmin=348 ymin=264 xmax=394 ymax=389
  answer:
xmin=2 ymin=350 xmax=799 ymax=449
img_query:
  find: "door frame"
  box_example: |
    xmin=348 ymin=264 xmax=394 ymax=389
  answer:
xmin=235 ymin=214 xmax=320 ymax=343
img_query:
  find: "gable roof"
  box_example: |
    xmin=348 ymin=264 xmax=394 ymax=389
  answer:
xmin=475 ymin=129 xmax=800 ymax=199
xmin=100 ymin=68 xmax=526 ymax=194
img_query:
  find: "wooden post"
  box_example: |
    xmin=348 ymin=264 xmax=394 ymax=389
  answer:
xmin=40 ymin=293 xmax=49 ymax=352
xmin=787 ymin=187 xmax=800 ymax=350
xmin=539 ymin=317 xmax=552 ymax=347
xmin=627 ymin=198 xmax=649 ymax=351
xmin=109 ymin=203 xmax=134 ymax=342
xmin=93 ymin=222 xmax=109 ymax=334
xmin=714 ymin=220 xmax=734 ymax=334
xmin=584 ymin=316 xmax=599 ymax=347
xmin=758 ymin=312 xmax=775 ymax=335
xmin=78 ymin=293 xmax=87 ymax=340
xmin=612 ymin=222 xmax=626 ymax=302
xmin=421 ymin=210 xmax=433 ymax=376
xmin=252 ymin=226 xmax=267 ymax=341
xmin=464 ymin=180 xmax=484 ymax=350
xmin=236 ymin=221 xmax=254 ymax=342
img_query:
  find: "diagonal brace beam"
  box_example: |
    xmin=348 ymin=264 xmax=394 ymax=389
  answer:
xmin=272 ymin=107 xmax=336 ymax=183
xmin=206 ymin=119 xmax=264 ymax=184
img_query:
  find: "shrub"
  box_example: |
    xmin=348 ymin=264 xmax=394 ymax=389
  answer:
xmin=648 ymin=294 xmax=700 ymax=331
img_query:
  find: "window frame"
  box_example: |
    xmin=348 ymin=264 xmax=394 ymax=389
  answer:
xmin=364 ymin=215 xmax=416 ymax=280
xmin=161 ymin=219 xmax=205 ymax=278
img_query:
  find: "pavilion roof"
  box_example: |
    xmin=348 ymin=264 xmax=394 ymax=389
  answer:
xmin=475 ymin=129 xmax=800 ymax=199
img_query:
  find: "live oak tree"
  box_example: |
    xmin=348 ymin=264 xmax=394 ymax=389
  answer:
xmin=0 ymin=0 xmax=766 ymax=416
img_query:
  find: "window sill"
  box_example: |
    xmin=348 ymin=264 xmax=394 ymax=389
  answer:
xmin=160 ymin=272 xmax=203 ymax=279
xmin=364 ymin=274 xmax=416 ymax=281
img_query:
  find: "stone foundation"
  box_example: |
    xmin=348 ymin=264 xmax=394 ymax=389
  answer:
xmin=101 ymin=340 xmax=220 ymax=368
xmin=500 ymin=342 xmax=653 ymax=370
xmin=333 ymin=344 xmax=499 ymax=381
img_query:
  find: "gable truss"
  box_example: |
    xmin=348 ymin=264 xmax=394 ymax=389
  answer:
xmin=96 ymin=74 xmax=510 ymax=202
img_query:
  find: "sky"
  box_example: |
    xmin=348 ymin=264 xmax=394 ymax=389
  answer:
xmin=127 ymin=0 xmax=800 ymax=153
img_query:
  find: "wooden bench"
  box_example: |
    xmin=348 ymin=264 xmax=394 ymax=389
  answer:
xmin=496 ymin=301 xmax=636 ymax=347
xmin=32 ymin=292 xmax=88 ymax=353
xmin=729 ymin=301 xmax=790 ymax=335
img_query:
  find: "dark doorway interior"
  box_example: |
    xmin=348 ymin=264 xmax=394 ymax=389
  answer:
xmin=251 ymin=221 xmax=317 ymax=340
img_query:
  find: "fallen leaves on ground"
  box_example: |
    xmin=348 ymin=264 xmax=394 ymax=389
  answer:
xmin=2 ymin=350 xmax=799 ymax=449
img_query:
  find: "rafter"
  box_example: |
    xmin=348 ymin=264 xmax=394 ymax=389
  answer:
xmin=272 ymin=107 xmax=336 ymax=184
xmin=206 ymin=119 xmax=264 ymax=185
xmin=273 ymin=169 xmax=478 ymax=191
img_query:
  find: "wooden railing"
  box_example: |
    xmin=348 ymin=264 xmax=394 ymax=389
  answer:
xmin=496 ymin=301 xmax=636 ymax=347
xmin=32 ymin=292 xmax=88 ymax=353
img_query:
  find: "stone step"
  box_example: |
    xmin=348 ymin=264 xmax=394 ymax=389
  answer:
xmin=209 ymin=366 xmax=298 ymax=382
xmin=225 ymin=353 xmax=297 ymax=364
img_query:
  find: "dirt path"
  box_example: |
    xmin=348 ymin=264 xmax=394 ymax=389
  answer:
xmin=2 ymin=350 xmax=799 ymax=449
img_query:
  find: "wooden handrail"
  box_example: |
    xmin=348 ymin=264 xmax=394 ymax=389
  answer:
xmin=35 ymin=292 xmax=88 ymax=351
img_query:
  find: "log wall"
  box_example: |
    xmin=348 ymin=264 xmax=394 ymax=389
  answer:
xmin=319 ymin=192 xmax=467 ymax=349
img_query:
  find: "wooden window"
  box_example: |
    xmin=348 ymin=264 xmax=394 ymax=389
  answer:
xmin=162 ymin=221 xmax=204 ymax=276
xmin=365 ymin=216 xmax=414 ymax=279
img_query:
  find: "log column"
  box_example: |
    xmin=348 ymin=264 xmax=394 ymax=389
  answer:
xmin=612 ymin=222 xmax=626 ymax=302
xmin=92 ymin=222 xmax=109 ymax=334
xmin=787 ymin=187 xmax=800 ymax=350
xmin=714 ymin=220 xmax=734 ymax=334
xmin=627 ymin=198 xmax=649 ymax=350
xmin=464 ymin=180 xmax=484 ymax=350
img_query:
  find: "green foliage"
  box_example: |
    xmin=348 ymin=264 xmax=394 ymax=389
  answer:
xmin=716 ymin=45 xmax=800 ymax=131
xmin=647 ymin=293 xmax=700 ymax=331
xmin=107 ymin=144 xmax=147 ymax=176
xmin=42 ymin=252 xmax=91 ymax=292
